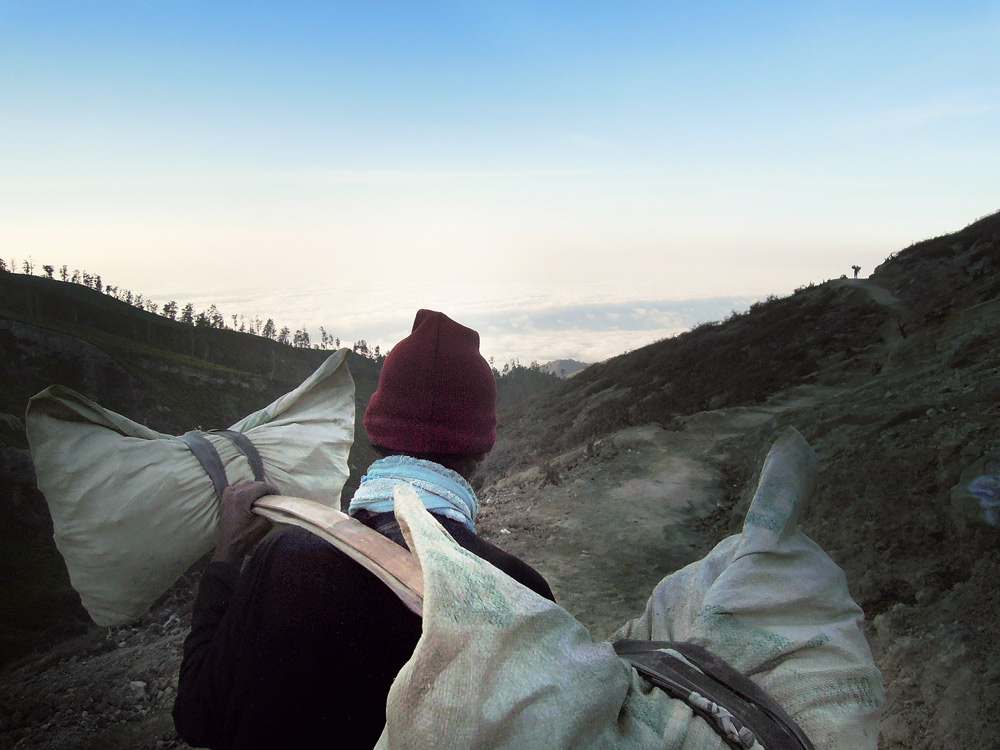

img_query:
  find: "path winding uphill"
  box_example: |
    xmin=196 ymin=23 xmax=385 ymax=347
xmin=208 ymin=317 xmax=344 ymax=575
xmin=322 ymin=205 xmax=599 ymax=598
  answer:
xmin=477 ymin=383 xmax=848 ymax=639
xmin=830 ymin=277 xmax=915 ymax=352
xmin=476 ymin=275 xmax=928 ymax=642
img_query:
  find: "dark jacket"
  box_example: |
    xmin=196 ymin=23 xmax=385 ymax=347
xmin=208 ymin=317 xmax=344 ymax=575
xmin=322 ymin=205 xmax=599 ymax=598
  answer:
xmin=173 ymin=513 xmax=554 ymax=749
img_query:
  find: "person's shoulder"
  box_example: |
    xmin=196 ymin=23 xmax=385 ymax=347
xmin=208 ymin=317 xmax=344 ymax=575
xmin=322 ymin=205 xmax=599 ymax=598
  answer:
xmin=439 ymin=518 xmax=555 ymax=601
xmin=244 ymin=524 xmax=377 ymax=600
xmin=251 ymin=525 xmax=346 ymax=568
xmin=271 ymin=524 xmax=332 ymax=549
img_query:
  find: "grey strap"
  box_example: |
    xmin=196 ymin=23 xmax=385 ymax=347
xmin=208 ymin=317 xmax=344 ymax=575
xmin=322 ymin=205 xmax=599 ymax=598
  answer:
xmin=179 ymin=431 xmax=230 ymax=501
xmin=211 ymin=429 xmax=267 ymax=482
xmin=613 ymin=639 xmax=814 ymax=750
xmin=179 ymin=430 xmax=269 ymax=500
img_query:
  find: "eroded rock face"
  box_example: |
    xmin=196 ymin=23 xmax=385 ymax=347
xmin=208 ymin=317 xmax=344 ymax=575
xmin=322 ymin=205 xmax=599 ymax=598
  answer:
xmin=0 ymin=320 xmax=147 ymax=414
xmin=0 ymin=443 xmax=45 ymax=523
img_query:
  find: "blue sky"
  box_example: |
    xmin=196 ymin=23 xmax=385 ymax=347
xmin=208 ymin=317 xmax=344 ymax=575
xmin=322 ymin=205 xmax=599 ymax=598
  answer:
xmin=2 ymin=1 xmax=997 ymax=362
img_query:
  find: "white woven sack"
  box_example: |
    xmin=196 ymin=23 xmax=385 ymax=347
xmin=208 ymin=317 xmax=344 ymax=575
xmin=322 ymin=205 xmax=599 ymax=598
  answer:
xmin=26 ymin=349 xmax=355 ymax=627
xmin=380 ymin=429 xmax=883 ymax=749
xmin=614 ymin=429 xmax=885 ymax=749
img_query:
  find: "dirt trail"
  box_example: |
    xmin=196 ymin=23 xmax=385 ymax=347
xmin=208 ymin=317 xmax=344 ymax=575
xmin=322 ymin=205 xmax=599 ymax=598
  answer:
xmin=0 ymin=381 xmax=854 ymax=750
xmin=830 ymin=278 xmax=914 ymax=353
xmin=478 ymin=385 xmax=844 ymax=638
xmin=477 ymin=277 xmax=927 ymax=639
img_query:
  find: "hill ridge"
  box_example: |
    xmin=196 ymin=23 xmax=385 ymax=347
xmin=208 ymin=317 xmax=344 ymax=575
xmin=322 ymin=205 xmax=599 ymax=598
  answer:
xmin=473 ymin=208 xmax=999 ymax=749
xmin=0 ymin=208 xmax=997 ymax=748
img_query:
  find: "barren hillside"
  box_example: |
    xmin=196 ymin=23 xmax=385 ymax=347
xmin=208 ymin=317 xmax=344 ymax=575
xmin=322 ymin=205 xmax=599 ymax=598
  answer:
xmin=1 ymin=210 xmax=997 ymax=749
xmin=477 ymin=209 xmax=1000 ymax=748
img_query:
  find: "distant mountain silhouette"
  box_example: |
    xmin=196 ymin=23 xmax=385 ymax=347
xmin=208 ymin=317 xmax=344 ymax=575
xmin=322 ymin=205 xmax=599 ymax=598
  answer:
xmin=541 ymin=359 xmax=590 ymax=379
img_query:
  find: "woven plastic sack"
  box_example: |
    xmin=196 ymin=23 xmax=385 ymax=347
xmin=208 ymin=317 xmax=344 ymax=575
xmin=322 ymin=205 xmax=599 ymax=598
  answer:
xmin=26 ymin=350 xmax=355 ymax=627
xmin=379 ymin=429 xmax=883 ymax=749
xmin=614 ymin=428 xmax=885 ymax=749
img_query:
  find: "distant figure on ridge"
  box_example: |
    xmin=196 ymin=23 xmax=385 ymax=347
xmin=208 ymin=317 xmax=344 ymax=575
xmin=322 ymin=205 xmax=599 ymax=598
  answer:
xmin=852 ymin=264 xmax=861 ymax=279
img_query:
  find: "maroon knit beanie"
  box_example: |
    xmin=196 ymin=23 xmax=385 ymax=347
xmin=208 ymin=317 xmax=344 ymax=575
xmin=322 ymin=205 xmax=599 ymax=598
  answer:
xmin=363 ymin=310 xmax=497 ymax=455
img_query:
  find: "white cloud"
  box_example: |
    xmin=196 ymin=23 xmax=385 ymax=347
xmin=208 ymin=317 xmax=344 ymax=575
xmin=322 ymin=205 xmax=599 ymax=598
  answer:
xmin=858 ymin=93 xmax=999 ymax=132
xmin=137 ymin=274 xmax=759 ymax=364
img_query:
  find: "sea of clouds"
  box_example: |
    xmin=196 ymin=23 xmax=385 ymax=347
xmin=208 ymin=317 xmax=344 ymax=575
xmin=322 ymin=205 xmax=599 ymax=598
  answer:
xmin=144 ymin=276 xmax=758 ymax=365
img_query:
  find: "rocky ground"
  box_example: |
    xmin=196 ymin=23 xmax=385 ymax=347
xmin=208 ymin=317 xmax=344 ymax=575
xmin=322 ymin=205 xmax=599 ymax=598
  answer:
xmin=0 ymin=582 xmax=194 ymax=749
xmin=1 ymin=215 xmax=998 ymax=748
xmin=481 ymin=308 xmax=1000 ymax=749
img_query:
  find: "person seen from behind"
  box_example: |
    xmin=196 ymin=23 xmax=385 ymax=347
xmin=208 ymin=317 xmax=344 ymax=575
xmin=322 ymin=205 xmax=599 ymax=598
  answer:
xmin=172 ymin=309 xmax=555 ymax=749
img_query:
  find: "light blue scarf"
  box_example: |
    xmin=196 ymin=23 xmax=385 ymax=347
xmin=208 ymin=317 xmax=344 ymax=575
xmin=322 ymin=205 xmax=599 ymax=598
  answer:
xmin=348 ymin=456 xmax=479 ymax=533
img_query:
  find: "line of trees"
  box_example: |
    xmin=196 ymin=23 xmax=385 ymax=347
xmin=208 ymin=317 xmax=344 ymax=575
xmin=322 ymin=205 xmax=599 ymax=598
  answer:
xmin=0 ymin=257 xmax=383 ymax=360
xmin=489 ymin=356 xmax=546 ymax=378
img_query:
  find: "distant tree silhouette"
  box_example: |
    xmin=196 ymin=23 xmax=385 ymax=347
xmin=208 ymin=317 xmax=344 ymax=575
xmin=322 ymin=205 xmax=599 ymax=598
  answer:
xmin=9 ymin=257 xmax=387 ymax=359
xmin=0 ymin=258 xmax=7 ymax=273
xmin=208 ymin=304 xmax=225 ymax=329
xmin=852 ymin=264 xmax=861 ymax=279
xmin=292 ymin=328 xmax=311 ymax=348
xmin=320 ymin=326 xmax=340 ymax=349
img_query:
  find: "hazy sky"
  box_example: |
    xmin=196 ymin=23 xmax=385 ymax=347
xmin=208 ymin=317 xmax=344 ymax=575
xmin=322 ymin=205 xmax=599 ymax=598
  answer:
xmin=2 ymin=1 xmax=997 ymax=363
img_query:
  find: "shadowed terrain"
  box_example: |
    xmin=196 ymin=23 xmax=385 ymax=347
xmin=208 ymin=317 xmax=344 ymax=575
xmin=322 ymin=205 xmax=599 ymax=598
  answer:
xmin=1 ymin=209 xmax=998 ymax=748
